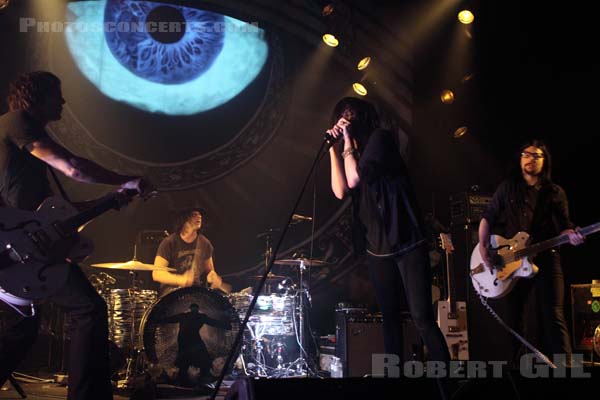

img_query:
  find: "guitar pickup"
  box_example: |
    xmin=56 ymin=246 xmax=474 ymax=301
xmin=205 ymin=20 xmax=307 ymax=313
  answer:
xmin=27 ymin=230 xmax=52 ymax=254
xmin=52 ymin=222 xmax=72 ymax=238
xmin=471 ymin=264 xmax=485 ymax=275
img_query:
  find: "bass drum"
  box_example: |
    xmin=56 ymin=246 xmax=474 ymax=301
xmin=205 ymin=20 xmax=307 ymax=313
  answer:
xmin=139 ymin=287 xmax=239 ymax=381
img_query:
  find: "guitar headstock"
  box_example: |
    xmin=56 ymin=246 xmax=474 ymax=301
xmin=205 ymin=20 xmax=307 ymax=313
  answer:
xmin=113 ymin=188 xmax=158 ymax=209
xmin=439 ymin=233 xmax=455 ymax=254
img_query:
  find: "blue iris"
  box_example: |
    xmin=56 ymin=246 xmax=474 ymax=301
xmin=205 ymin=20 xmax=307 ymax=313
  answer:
xmin=104 ymin=0 xmax=225 ymax=84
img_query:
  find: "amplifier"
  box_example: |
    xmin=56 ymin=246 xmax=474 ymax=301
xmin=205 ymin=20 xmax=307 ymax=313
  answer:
xmin=335 ymin=311 xmax=422 ymax=377
xmin=450 ymin=192 xmax=492 ymax=225
xmin=335 ymin=312 xmax=384 ymax=377
xmin=570 ymin=282 xmax=600 ymax=351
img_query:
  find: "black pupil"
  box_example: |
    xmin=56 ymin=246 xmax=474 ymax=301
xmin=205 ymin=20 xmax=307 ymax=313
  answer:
xmin=146 ymin=6 xmax=186 ymax=44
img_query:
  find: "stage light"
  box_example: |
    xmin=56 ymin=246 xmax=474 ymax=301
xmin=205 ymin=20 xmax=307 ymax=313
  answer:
xmin=453 ymin=126 xmax=468 ymax=138
xmin=440 ymin=90 xmax=455 ymax=104
xmin=357 ymin=57 xmax=371 ymax=70
xmin=352 ymin=82 xmax=367 ymax=96
xmin=458 ymin=10 xmax=474 ymax=25
xmin=0 ymin=0 xmax=9 ymax=11
xmin=322 ymin=3 xmax=335 ymax=17
xmin=322 ymin=34 xmax=339 ymax=47
xmin=461 ymin=73 xmax=475 ymax=83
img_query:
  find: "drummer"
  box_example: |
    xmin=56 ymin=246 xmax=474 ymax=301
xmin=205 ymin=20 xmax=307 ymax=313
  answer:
xmin=152 ymin=208 xmax=231 ymax=296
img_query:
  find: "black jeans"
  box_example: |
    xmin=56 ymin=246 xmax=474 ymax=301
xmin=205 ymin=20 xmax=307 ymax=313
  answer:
xmin=367 ymin=244 xmax=450 ymax=365
xmin=0 ymin=265 xmax=112 ymax=400
xmin=508 ymin=251 xmax=572 ymax=365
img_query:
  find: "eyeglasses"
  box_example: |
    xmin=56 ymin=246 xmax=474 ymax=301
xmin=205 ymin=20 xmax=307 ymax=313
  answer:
xmin=521 ymin=151 xmax=544 ymax=160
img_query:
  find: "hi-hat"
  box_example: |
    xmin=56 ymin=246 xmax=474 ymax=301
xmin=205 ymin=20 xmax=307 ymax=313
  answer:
xmin=90 ymin=260 xmax=175 ymax=272
xmin=274 ymin=258 xmax=329 ymax=267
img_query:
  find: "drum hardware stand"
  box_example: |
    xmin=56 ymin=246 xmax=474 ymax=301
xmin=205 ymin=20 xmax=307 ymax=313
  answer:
xmin=117 ymin=244 xmax=145 ymax=390
xmin=287 ymin=259 xmax=311 ymax=376
xmin=211 ymin=136 xmax=332 ymax=399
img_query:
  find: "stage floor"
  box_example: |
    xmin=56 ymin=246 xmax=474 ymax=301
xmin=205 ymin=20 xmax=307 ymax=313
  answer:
xmin=0 ymin=378 xmax=232 ymax=400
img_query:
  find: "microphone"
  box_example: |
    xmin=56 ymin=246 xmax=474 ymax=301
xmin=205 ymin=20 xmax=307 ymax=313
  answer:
xmin=324 ymin=132 xmax=341 ymax=148
xmin=292 ymin=214 xmax=313 ymax=222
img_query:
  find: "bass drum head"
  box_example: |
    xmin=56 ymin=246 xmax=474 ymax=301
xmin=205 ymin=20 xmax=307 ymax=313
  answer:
xmin=140 ymin=287 xmax=239 ymax=381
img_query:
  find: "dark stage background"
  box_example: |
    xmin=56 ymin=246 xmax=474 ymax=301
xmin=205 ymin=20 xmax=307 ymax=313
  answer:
xmin=1 ymin=0 xmax=598 ymax=366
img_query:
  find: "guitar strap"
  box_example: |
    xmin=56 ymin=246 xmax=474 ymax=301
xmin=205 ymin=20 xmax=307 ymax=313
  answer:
xmin=48 ymin=167 xmax=72 ymax=203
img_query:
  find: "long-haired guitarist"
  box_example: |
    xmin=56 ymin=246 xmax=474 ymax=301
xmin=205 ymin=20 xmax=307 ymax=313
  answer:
xmin=0 ymin=71 xmax=151 ymax=399
xmin=478 ymin=139 xmax=584 ymax=365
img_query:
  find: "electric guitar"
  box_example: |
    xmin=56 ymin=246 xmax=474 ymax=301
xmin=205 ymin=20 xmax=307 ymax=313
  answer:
xmin=436 ymin=233 xmax=469 ymax=361
xmin=0 ymin=190 xmax=140 ymax=306
xmin=470 ymin=222 xmax=599 ymax=298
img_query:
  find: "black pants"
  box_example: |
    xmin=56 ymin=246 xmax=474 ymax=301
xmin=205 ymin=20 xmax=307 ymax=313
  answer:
xmin=367 ymin=245 xmax=450 ymax=365
xmin=509 ymin=251 xmax=572 ymax=364
xmin=0 ymin=265 xmax=112 ymax=400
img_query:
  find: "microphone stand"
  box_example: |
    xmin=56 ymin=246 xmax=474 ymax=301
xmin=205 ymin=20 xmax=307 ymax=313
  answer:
xmin=210 ymin=136 xmax=333 ymax=399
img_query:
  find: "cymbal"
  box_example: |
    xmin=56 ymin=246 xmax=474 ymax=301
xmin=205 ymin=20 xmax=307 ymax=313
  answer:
xmin=249 ymin=273 xmax=287 ymax=281
xmin=90 ymin=260 xmax=175 ymax=272
xmin=273 ymin=258 xmax=329 ymax=267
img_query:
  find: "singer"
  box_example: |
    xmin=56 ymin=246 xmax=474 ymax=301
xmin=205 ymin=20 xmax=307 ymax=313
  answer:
xmin=327 ymin=97 xmax=450 ymax=375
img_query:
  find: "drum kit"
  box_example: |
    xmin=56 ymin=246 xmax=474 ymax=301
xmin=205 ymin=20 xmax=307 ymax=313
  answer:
xmin=87 ymin=253 xmax=330 ymax=388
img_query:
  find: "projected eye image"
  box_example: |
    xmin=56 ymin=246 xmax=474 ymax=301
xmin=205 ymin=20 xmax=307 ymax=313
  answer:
xmin=65 ymin=0 xmax=269 ymax=115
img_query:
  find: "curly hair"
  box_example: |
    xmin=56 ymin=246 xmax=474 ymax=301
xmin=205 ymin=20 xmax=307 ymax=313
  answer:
xmin=173 ymin=207 xmax=205 ymax=234
xmin=7 ymin=71 xmax=61 ymax=112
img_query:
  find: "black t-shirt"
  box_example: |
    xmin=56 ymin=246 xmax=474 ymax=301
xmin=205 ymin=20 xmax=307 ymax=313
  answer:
xmin=353 ymin=129 xmax=425 ymax=257
xmin=0 ymin=110 xmax=52 ymax=210
xmin=156 ymin=233 xmax=214 ymax=294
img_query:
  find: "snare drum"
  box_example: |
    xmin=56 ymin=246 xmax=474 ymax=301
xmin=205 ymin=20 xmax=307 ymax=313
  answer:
xmin=139 ymin=287 xmax=239 ymax=380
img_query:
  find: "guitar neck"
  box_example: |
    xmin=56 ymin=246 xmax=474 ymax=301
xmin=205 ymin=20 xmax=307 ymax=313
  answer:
xmin=512 ymin=222 xmax=600 ymax=261
xmin=63 ymin=195 xmax=120 ymax=233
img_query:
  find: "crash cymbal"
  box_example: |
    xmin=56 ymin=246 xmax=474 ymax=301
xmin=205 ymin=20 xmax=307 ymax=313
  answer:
xmin=273 ymin=258 xmax=329 ymax=267
xmin=90 ymin=260 xmax=175 ymax=272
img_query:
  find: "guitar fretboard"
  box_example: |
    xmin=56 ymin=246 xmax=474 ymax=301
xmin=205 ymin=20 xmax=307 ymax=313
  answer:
xmin=509 ymin=222 xmax=600 ymax=262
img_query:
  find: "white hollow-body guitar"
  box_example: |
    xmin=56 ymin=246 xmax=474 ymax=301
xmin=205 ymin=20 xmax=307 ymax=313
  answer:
xmin=470 ymin=223 xmax=599 ymax=298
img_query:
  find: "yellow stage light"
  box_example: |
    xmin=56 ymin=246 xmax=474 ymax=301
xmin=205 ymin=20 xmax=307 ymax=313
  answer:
xmin=322 ymin=34 xmax=339 ymax=47
xmin=352 ymin=83 xmax=367 ymax=96
xmin=357 ymin=57 xmax=371 ymax=71
xmin=458 ymin=10 xmax=474 ymax=25
xmin=453 ymin=126 xmax=468 ymax=138
xmin=440 ymin=90 xmax=455 ymax=104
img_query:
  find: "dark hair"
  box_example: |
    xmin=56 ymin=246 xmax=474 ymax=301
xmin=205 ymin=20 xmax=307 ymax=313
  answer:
xmin=331 ymin=97 xmax=380 ymax=146
xmin=509 ymin=139 xmax=552 ymax=183
xmin=7 ymin=71 xmax=61 ymax=112
xmin=172 ymin=208 xmax=205 ymax=234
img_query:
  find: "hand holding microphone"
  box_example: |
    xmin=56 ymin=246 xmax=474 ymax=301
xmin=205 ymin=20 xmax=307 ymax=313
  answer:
xmin=325 ymin=117 xmax=352 ymax=148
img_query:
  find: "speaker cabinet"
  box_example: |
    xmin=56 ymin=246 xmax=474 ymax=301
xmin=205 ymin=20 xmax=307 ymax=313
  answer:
xmin=335 ymin=312 xmax=384 ymax=377
xmin=335 ymin=311 xmax=422 ymax=377
xmin=571 ymin=283 xmax=600 ymax=352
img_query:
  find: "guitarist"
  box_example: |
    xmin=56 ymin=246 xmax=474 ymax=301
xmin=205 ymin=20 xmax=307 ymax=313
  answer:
xmin=0 ymin=71 xmax=151 ymax=399
xmin=478 ymin=139 xmax=584 ymax=365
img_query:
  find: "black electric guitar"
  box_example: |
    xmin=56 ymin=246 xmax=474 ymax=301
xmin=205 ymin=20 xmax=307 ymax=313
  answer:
xmin=0 ymin=190 xmax=140 ymax=306
xmin=436 ymin=233 xmax=469 ymax=361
